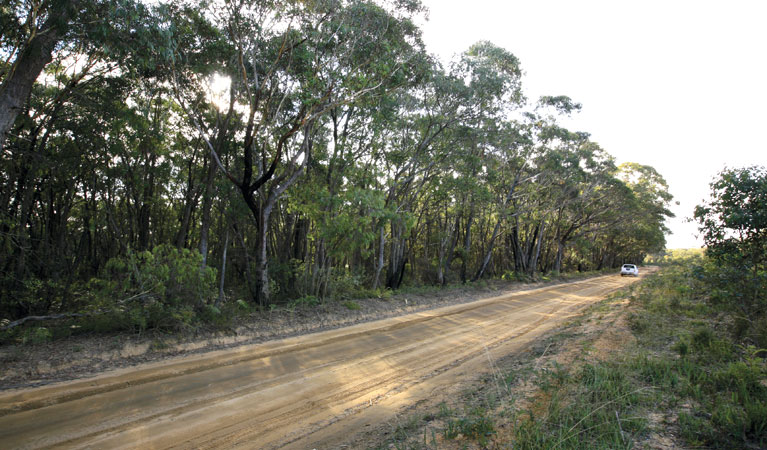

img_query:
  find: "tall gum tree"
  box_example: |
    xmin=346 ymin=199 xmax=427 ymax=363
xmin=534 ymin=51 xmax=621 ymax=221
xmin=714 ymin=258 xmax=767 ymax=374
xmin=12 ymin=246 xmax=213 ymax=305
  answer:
xmin=0 ymin=0 xmax=165 ymax=150
xmin=448 ymin=41 xmax=524 ymax=283
xmin=174 ymin=0 xmax=426 ymax=306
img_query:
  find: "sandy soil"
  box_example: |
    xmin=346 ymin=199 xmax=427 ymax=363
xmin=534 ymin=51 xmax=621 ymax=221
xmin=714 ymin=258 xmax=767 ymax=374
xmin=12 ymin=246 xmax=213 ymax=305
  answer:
xmin=0 ymin=273 xmax=645 ymax=449
xmin=0 ymin=278 xmax=591 ymax=390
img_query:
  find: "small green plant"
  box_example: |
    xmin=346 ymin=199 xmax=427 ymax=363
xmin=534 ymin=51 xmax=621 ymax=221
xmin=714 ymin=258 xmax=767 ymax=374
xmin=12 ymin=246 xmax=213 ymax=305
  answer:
xmin=627 ymin=312 xmax=650 ymax=333
xmin=503 ymin=270 xmax=533 ymax=282
xmin=342 ymin=300 xmax=361 ymax=310
xmin=22 ymin=327 xmax=52 ymax=345
xmin=443 ymin=419 xmax=460 ymax=440
xmin=437 ymin=402 xmax=454 ymax=418
xmin=691 ymin=327 xmax=713 ymax=350
xmin=151 ymin=338 xmax=170 ymax=351
xmin=80 ymin=245 xmax=218 ymax=333
xmin=286 ymin=295 xmax=320 ymax=312
xmin=443 ymin=410 xmax=496 ymax=446
xmin=673 ymin=339 xmax=689 ymax=356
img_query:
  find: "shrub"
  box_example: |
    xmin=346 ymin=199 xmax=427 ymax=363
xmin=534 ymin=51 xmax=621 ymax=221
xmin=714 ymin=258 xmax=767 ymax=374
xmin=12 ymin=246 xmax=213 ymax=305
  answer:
xmin=21 ymin=327 xmax=52 ymax=345
xmin=627 ymin=312 xmax=650 ymax=333
xmin=342 ymin=300 xmax=361 ymax=310
xmin=84 ymin=245 xmax=218 ymax=332
xmin=286 ymin=295 xmax=320 ymax=311
xmin=443 ymin=409 xmax=496 ymax=447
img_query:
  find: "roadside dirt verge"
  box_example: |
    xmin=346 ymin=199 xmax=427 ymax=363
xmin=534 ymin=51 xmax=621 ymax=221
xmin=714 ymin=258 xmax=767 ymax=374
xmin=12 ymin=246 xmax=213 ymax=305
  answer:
xmin=0 ymin=274 xmax=607 ymax=390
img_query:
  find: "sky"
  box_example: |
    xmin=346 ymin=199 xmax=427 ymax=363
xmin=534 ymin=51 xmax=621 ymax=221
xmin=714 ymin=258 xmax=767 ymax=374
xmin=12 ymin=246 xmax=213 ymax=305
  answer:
xmin=416 ymin=0 xmax=767 ymax=249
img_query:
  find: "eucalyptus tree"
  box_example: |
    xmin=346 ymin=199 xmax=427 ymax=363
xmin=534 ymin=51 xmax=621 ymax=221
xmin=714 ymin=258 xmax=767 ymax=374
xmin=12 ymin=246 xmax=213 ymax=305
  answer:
xmin=174 ymin=0 xmax=426 ymax=306
xmin=555 ymin=162 xmax=672 ymax=271
xmin=367 ymin=67 xmax=472 ymax=289
xmin=0 ymin=0 xmax=165 ymax=150
xmin=479 ymin=97 xmax=576 ymax=277
xmin=271 ymin=94 xmax=395 ymax=298
xmin=0 ymin=0 xmax=81 ymax=149
xmin=0 ymin=55 xmax=180 ymax=319
xmin=548 ymin=140 xmax=628 ymax=272
xmin=0 ymin=0 xmax=189 ymax=319
xmin=608 ymin=162 xmax=673 ymax=263
xmin=443 ymin=41 xmax=524 ymax=283
xmin=470 ymin=119 xmax=536 ymax=281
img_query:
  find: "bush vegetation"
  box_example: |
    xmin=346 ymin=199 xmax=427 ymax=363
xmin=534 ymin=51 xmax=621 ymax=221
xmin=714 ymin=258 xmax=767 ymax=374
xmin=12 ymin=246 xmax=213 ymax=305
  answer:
xmin=377 ymin=256 xmax=766 ymax=449
xmin=2 ymin=1 xmax=673 ymax=336
xmin=374 ymin=166 xmax=767 ymax=449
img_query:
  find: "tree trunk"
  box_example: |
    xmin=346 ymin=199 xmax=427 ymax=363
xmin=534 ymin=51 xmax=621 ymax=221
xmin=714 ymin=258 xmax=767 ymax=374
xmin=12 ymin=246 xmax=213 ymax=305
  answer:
xmin=460 ymin=208 xmax=474 ymax=284
xmin=473 ymin=174 xmax=521 ymax=282
xmin=199 ymin=158 xmax=216 ymax=267
xmin=372 ymin=225 xmax=385 ymax=290
xmin=137 ymin=148 xmax=156 ymax=251
xmin=437 ymin=233 xmax=447 ymax=286
xmin=387 ymin=222 xmax=406 ymax=289
xmin=15 ymin=166 xmax=37 ymax=282
xmin=0 ymin=2 xmax=74 ymax=150
xmin=510 ymin=225 xmax=524 ymax=274
xmin=473 ymin=219 xmax=502 ymax=281
xmin=528 ymin=221 xmax=545 ymax=276
xmin=554 ymin=239 xmax=565 ymax=273
xmin=216 ymin=228 xmax=230 ymax=308
xmin=442 ymin=216 xmax=460 ymax=286
xmin=175 ymin=157 xmax=202 ymax=249
xmin=233 ymin=224 xmax=256 ymax=301
xmin=253 ymin=201 xmax=272 ymax=308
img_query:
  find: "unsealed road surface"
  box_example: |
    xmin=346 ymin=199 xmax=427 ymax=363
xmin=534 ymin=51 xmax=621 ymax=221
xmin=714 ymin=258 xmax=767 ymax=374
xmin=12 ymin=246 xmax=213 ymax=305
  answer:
xmin=0 ymin=273 xmax=646 ymax=449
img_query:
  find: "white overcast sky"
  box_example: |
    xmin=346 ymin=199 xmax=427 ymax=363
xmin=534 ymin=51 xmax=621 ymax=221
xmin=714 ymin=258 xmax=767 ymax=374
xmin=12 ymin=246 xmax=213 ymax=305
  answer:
xmin=417 ymin=0 xmax=767 ymax=249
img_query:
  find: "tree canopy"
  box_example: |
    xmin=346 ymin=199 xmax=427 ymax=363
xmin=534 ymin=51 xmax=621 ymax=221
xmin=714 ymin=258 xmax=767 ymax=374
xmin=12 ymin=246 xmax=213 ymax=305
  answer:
xmin=694 ymin=166 xmax=766 ymax=313
xmin=0 ymin=0 xmax=674 ymax=332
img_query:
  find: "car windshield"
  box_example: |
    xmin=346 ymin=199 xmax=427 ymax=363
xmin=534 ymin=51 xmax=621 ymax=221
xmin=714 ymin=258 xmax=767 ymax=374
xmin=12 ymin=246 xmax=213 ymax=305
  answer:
xmin=623 ymin=265 xmax=635 ymax=269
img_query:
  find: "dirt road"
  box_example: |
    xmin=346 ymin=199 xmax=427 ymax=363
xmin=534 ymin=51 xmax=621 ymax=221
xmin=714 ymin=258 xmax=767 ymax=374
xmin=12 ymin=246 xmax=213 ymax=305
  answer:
xmin=0 ymin=273 xmax=645 ymax=449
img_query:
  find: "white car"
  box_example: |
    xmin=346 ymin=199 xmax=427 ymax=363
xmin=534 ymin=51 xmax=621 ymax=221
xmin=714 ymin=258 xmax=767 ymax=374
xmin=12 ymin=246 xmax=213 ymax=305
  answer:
xmin=620 ymin=264 xmax=639 ymax=276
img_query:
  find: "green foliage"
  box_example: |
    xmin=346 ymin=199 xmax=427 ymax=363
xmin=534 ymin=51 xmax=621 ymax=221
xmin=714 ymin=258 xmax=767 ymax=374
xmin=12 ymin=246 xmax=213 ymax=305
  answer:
xmin=0 ymin=276 xmax=70 ymax=320
xmin=0 ymin=0 xmax=675 ymax=341
xmin=673 ymin=339 xmax=689 ymax=357
xmin=442 ymin=408 xmax=496 ymax=447
xmin=106 ymin=245 xmax=216 ymax=305
xmin=505 ymin=261 xmax=766 ymax=449
xmin=649 ymin=248 xmax=705 ymax=265
xmin=388 ymin=255 xmax=765 ymax=449
xmin=286 ymin=295 xmax=320 ymax=312
xmin=508 ymin=360 xmax=649 ymax=450
xmin=21 ymin=327 xmax=53 ymax=345
xmin=342 ymin=300 xmax=361 ymax=310
xmin=626 ymin=311 xmax=650 ymax=333
xmin=502 ymin=270 xmax=534 ymax=282
xmin=83 ymin=245 xmax=217 ymax=332
xmin=695 ymin=166 xmax=767 ymax=319
xmin=625 ymin=262 xmax=767 ymax=448
xmin=328 ymin=271 xmax=367 ymax=299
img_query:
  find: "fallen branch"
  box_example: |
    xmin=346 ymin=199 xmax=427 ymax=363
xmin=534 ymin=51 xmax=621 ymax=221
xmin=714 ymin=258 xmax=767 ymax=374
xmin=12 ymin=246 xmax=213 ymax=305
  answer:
xmin=0 ymin=289 xmax=162 ymax=332
xmin=1 ymin=313 xmax=88 ymax=331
